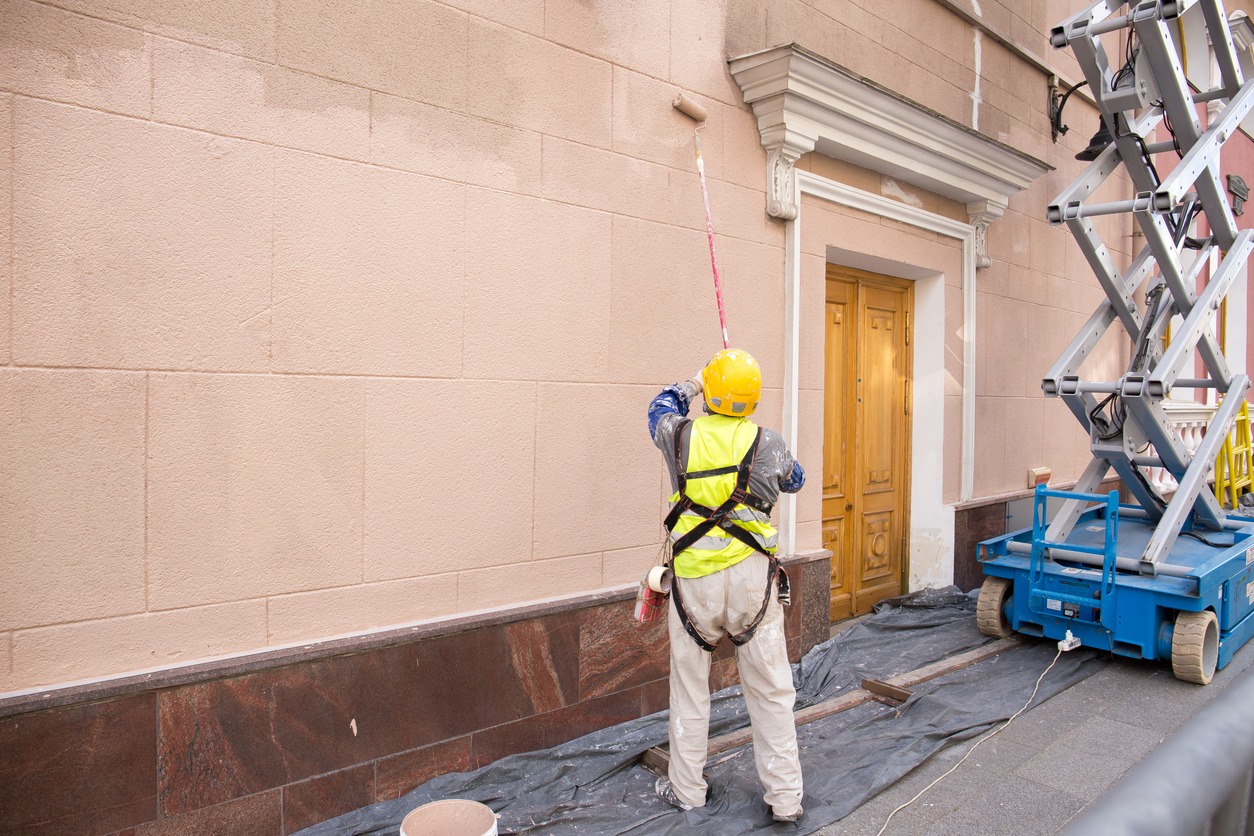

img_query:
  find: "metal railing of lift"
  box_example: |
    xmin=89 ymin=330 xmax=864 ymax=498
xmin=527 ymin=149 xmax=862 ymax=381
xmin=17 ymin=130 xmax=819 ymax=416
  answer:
xmin=1062 ymin=664 xmax=1254 ymax=835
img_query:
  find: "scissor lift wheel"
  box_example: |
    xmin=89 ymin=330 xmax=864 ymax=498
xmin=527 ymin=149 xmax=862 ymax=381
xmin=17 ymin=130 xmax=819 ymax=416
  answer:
xmin=977 ymin=577 xmax=1013 ymax=638
xmin=1171 ymin=610 xmax=1220 ymax=685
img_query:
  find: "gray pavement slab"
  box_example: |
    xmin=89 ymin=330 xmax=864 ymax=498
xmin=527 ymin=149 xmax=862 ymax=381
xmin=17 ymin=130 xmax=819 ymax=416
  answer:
xmin=813 ymin=635 xmax=1254 ymax=835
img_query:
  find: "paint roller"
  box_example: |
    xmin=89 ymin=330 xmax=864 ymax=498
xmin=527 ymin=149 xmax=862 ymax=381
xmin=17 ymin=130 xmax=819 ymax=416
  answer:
xmin=673 ymin=93 xmax=729 ymax=350
xmin=672 ymin=93 xmax=708 ymax=124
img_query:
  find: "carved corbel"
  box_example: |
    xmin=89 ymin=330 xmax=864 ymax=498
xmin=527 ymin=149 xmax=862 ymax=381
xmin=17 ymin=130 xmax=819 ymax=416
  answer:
xmin=966 ymin=199 xmax=1007 ymax=269
xmin=767 ymin=147 xmax=802 ymax=220
xmin=760 ymin=123 xmax=816 ymax=221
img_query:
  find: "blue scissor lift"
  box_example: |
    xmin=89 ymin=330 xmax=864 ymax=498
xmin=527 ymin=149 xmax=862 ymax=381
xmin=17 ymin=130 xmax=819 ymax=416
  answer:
xmin=979 ymin=486 xmax=1254 ymax=683
xmin=979 ymin=0 xmax=1254 ymax=683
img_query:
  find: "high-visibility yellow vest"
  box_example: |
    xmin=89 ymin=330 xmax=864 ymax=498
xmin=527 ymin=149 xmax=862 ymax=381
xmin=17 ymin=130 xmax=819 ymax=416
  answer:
xmin=669 ymin=414 xmax=778 ymax=579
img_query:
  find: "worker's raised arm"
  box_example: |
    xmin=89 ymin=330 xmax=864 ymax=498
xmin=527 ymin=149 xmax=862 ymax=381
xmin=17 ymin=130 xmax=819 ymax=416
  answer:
xmin=648 ymin=374 xmax=703 ymax=448
xmin=780 ymin=459 xmax=805 ymax=493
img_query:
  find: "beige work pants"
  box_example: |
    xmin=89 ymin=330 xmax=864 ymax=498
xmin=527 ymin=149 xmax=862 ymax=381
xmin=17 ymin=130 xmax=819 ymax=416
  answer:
xmin=666 ymin=553 xmax=804 ymax=816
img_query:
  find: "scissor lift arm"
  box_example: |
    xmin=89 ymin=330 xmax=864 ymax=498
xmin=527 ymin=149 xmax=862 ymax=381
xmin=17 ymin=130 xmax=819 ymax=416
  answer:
xmin=1043 ymin=0 xmax=1254 ymax=573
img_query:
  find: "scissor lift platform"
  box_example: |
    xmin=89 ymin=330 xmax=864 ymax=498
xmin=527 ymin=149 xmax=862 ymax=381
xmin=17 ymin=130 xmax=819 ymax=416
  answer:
xmin=979 ymin=485 xmax=1254 ymax=683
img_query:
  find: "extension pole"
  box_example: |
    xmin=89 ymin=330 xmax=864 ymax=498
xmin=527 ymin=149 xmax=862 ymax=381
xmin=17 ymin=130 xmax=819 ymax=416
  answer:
xmin=694 ymin=132 xmax=730 ymax=350
xmin=673 ymin=93 xmax=729 ymax=350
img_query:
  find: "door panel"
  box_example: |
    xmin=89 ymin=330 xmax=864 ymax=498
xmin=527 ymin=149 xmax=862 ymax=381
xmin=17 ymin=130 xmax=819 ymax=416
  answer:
xmin=824 ymin=267 xmax=912 ymax=620
xmin=823 ymin=283 xmax=854 ymax=621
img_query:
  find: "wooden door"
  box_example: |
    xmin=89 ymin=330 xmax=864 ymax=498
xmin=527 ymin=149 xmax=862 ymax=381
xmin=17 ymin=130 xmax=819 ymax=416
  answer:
xmin=823 ymin=266 xmax=912 ymax=620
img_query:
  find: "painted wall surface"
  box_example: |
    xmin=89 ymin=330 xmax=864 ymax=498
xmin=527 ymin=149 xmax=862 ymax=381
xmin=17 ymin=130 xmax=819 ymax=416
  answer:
xmin=1222 ymin=131 xmax=1254 ymax=376
xmin=3 ymin=0 xmax=1249 ymax=692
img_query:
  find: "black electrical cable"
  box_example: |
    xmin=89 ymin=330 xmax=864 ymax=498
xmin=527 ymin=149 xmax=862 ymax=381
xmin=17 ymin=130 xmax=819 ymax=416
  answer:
xmin=1132 ymin=465 xmax=1169 ymax=510
xmin=1130 ymin=283 xmax=1166 ymax=373
xmin=1183 ymin=530 xmax=1231 ymax=548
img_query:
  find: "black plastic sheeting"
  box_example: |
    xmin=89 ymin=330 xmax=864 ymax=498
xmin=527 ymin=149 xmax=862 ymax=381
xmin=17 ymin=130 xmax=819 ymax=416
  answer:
xmin=298 ymin=588 xmax=1107 ymax=836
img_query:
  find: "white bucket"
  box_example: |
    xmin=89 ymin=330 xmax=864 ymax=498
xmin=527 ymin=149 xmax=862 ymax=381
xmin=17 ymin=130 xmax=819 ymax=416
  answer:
xmin=399 ymin=799 xmax=498 ymax=836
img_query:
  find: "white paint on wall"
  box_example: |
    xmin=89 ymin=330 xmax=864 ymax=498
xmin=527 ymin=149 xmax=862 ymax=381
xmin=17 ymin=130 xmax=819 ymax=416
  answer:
xmin=909 ymin=271 xmax=956 ymax=588
xmin=911 ymin=526 xmax=955 ymax=589
xmin=971 ymin=29 xmax=983 ymax=131
xmin=881 ymin=178 xmax=924 ymax=209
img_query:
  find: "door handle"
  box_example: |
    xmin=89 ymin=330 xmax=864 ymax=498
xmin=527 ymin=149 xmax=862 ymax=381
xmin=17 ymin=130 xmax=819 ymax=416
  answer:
xmin=845 ymin=503 xmax=853 ymax=511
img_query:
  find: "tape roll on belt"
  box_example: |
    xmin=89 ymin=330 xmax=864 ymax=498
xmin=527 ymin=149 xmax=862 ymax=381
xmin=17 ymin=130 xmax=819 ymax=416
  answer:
xmin=646 ymin=565 xmax=674 ymax=594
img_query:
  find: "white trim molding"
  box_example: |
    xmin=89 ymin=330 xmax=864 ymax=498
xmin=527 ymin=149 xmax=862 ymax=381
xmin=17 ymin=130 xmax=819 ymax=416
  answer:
xmin=778 ymin=171 xmax=972 ymax=586
xmin=732 ymin=44 xmax=1052 ymax=584
xmin=728 ymin=43 xmax=1051 ymax=245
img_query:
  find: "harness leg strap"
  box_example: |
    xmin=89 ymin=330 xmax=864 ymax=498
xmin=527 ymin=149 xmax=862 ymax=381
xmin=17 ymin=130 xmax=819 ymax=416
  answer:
xmin=729 ymin=558 xmax=786 ymax=647
xmin=669 ymin=564 xmax=720 ymax=653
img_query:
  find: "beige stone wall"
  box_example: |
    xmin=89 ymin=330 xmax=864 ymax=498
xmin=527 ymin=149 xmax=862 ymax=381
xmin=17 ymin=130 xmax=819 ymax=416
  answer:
xmin=0 ymin=0 xmax=789 ymax=692
xmin=5 ymin=0 xmax=1246 ymax=691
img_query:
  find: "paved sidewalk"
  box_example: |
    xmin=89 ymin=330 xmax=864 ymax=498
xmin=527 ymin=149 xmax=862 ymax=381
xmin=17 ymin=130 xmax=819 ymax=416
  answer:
xmin=815 ymin=634 xmax=1254 ymax=835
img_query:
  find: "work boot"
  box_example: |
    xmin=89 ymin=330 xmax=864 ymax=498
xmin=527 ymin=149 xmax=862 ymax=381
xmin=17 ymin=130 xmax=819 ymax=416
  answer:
xmin=655 ymin=776 xmax=695 ymax=812
xmin=769 ymin=804 xmax=804 ymax=824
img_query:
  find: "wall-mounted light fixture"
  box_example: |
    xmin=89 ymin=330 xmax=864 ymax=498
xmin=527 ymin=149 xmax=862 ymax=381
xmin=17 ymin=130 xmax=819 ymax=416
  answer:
xmin=1049 ymin=78 xmax=1089 ymax=144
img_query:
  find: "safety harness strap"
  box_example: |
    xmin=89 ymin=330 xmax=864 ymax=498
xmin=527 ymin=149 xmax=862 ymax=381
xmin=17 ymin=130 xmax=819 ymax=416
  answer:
xmin=669 ymin=566 xmax=720 ymax=652
xmin=670 ymin=557 xmax=789 ymax=652
xmin=668 ymin=426 xmax=765 ymax=557
xmin=663 ymin=418 xmax=789 ymax=652
xmin=664 ymin=493 xmax=773 ymax=532
xmin=682 ymin=464 xmax=741 ymax=480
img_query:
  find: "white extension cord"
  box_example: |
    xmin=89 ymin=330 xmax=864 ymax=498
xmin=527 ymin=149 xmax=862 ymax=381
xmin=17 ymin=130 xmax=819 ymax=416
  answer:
xmin=873 ymin=635 xmax=1077 ymax=836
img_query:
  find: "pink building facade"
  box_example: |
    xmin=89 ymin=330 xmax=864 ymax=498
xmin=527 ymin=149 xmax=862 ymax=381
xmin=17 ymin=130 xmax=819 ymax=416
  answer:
xmin=2 ymin=0 xmax=1252 ymax=832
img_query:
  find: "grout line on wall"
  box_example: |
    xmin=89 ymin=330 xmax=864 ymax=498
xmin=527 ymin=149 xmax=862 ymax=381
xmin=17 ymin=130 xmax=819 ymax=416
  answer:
xmin=361 ymin=384 xmax=367 ymax=584
xmin=531 ymin=381 xmax=539 ymax=561
xmin=39 ymin=0 xmax=747 ymax=128
xmin=144 ymin=372 xmax=150 ymax=610
xmin=147 ymin=32 xmax=154 ymax=118
xmin=266 ymin=0 xmax=278 ymax=65
xmin=460 ymin=186 xmax=467 ymax=376
xmin=8 ymin=92 xmax=13 ymax=366
xmin=269 ymin=151 xmax=276 ymax=372
xmin=10 ymin=84 xmax=729 ymax=207
xmin=12 ymin=92 xmax=764 ymax=251
xmin=0 ymin=363 xmax=678 ymax=387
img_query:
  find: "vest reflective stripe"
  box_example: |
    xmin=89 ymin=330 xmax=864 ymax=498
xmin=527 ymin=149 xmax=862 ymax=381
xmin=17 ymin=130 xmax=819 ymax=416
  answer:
xmin=670 ymin=415 xmax=778 ymax=578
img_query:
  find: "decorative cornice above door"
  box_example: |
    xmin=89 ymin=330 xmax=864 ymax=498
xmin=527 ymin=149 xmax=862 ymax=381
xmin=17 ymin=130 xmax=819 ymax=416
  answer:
xmin=728 ymin=43 xmax=1052 ymax=266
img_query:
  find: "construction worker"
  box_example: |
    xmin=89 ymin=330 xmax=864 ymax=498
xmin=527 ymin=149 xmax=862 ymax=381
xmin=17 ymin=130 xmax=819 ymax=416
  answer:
xmin=646 ymin=348 xmax=806 ymax=824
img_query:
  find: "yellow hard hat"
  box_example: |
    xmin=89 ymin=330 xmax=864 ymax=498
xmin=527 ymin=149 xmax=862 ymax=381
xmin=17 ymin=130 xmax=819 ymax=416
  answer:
xmin=702 ymin=348 xmax=761 ymax=416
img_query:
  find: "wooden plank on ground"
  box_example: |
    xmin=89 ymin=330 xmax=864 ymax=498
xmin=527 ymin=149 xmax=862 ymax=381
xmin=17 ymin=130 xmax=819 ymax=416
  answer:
xmin=641 ymin=747 xmax=670 ymax=776
xmin=639 ymin=637 xmax=1025 ymax=775
xmin=881 ymin=637 xmax=1022 ymax=688
xmin=861 ymin=677 xmax=912 ymax=703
